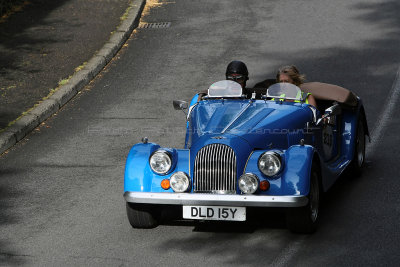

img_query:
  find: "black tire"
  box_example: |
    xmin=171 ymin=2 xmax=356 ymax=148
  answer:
xmin=286 ymin=164 xmax=321 ymax=234
xmin=348 ymin=117 xmax=366 ymax=177
xmin=126 ymin=203 xmax=160 ymax=229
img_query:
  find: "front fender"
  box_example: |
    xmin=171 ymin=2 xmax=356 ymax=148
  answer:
xmin=244 ymin=145 xmax=315 ymax=196
xmin=281 ymin=145 xmax=315 ymax=196
xmin=124 ymin=143 xmax=190 ymax=193
xmin=124 ymin=142 xmax=160 ymax=193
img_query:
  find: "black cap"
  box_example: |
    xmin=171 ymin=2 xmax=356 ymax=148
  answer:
xmin=225 ymin=61 xmax=249 ymax=79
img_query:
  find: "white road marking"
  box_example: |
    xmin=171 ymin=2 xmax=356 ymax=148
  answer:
xmin=271 ymin=65 xmax=400 ymax=267
xmin=366 ymin=65 xmax=400 ymax=154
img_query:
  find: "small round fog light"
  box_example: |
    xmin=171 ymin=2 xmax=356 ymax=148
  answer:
xmin=170 ymin=172 xmax=190 ymax=193
xmin=238 ymin=173 xmax=259 ymax=194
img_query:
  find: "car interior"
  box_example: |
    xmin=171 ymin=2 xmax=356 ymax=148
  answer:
xmin=248 ymin=80 xmax=358 ymax=113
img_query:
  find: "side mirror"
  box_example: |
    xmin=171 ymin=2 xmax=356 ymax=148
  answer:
xmin=173 ymin=100 xmax=188 ymax=116
xmin=316 ymin=104 xmax=341 ymax=126
xmin=173 ymin=100 xmax=188 ymax=110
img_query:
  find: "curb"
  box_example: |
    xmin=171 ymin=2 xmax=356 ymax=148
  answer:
xmin=0 ymin=0 xmax=146 ymax=155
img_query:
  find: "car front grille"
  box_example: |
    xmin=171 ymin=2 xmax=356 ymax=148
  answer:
xmin=193 ymin=144 xmax=237 ymax=194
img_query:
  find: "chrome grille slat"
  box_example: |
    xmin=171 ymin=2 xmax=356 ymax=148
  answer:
xmin=230 ymin=148 xmax=234 ymax=190
xmin=203 ymin=146 xmax=206 ymax=190
xmin=226 ymin=146 xmax=229 ymax=191
xmin=222 ymin=146 xmax=225 ymax=192
xmin=193 ymin=144 xmax=237 ymax=193
xmin=231 ymin=149 xmax=234 ymax=188
xmin=221 ymin=145 xmax=225 ymax=190
xmin=226 ymin=147 xmax=230 ymax=190
xmin=208 ymin=146 xmax=216 ymax=190
xmin=201 ymin=146 xmax=205 ymax=191
xmin=211 ymin=144 xmax=215 ymax=191
xmin=195 ymin=148 xmax=199 ymax=191
xmin=226 ymin=148 xmax=229 ymax=191
xmin=206 ymin=145 xmax=210 ymax=191
xmin=217 ymin=145 xmax=221 ymax=190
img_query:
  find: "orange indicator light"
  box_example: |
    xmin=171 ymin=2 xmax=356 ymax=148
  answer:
xmin=259 ymin=180 xmax=270 ymax=191
xmin=161 ymin=179 xmax=170 ymax=190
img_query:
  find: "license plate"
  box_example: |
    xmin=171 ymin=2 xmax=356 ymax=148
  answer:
xmin=183 ymin=206 xmax=246 ymax=221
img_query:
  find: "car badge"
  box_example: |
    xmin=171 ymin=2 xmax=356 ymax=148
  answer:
xmin=211 ymin=136 xmax=226 ymax=139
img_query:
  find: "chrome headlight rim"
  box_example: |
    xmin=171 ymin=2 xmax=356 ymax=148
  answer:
xmin=170 ymin=171 xmax=191 ymax=193
xmin=258 ymin=151 xmax=283 ymax=177
xmin=149 ymin=150 xmax=172 ymax=175
xmin=238 ymin=173 xmax=259 ymax=194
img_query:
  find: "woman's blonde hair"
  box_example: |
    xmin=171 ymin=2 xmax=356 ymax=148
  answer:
xmin=276 ymin=65 xmax=306 ymax=86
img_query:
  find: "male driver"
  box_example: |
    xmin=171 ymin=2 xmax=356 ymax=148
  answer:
xmin=197 ymin=61 xmax=250 ymax=100
xmin=225 ymin=60 xmax=249 ymax=89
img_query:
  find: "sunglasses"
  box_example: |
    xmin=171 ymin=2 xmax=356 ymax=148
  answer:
xmin=227 ymin=75 xmax=246 ymax=82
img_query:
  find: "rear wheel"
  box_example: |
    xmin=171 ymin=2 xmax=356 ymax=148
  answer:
xmin=286 ymin=164 xmax=321 ymax=234
xmin=126 ymin=203 xmax=160 ymax=229
xmin=349 ymin=117 xmax=366 ymax=177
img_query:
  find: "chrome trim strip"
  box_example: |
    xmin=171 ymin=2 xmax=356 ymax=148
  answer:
xmin=124 ymin=192 xmax=308 ymax=208
xmin=186 ymin=103 xmax=198 ymax=121
xmin=188 ymin=146 xmax=190 ymax=183
xmin=243 ymin=151 xmax=254 ymax=175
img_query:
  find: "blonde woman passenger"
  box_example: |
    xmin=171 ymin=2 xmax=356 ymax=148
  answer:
xmin=276 ymin=65 xmax=317 ymax=108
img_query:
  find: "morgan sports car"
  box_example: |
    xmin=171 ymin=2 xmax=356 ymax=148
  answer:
xmin=124 ymin=80 xmax=369 ymax=233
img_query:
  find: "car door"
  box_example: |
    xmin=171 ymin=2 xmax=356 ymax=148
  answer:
xmin=321 ymin=113 xmax=340 ymax=161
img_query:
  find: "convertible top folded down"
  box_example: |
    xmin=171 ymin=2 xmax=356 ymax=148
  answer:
xmin=300 ymin=82 xmax=358 ymax=107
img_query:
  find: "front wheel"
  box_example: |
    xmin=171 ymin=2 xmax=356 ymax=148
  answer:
xmin=126 ymin=203 xmax=160 ymax=229
xmin=286 ymin=164 xmax=321 ymax=234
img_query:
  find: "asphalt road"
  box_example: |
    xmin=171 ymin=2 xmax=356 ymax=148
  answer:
xmin=1 ymin=0 xmax=400 ymax=266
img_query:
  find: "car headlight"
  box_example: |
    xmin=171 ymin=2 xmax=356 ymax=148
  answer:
xmin=170 ymin=172 xmax=190 ymax=192
xmin=238 ymin=173 xmax=259 ymax=194
xmin=149 ymin=150 xmax=172 ymax=174
xmin=258 ymin=151 xmax=282 ymax=177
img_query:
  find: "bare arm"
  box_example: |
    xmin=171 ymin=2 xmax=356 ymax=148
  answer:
xmin=307 ymin=94 xmax=317 ymax=108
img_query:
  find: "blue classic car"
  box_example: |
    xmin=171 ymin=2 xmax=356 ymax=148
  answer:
xmin=124 ymin=80 xmax=369 ymax=233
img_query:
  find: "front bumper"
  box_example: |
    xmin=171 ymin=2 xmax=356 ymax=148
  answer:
xmin=124 ymin=192 xmax=308 ymax=208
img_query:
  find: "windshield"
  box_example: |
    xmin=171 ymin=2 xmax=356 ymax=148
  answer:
xmin=267 ymin=83 xmax=303 ymax=101
xmin=208 ymin=80 xmax=243 ymax=98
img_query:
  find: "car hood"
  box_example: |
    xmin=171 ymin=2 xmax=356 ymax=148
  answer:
xmin=188 ymin=99 xmax=313 ymax=149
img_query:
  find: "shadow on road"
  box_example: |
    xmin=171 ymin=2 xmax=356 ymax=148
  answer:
xmin=249 ymin=0 xmax=400 ymax=127
xmin=0 ymin=0 xmax=129 ymax=130
xmin=152 ymin=1 xmax=400 ymax=265
xmin=0 ymin=0 xmax=71 ymax=76
xmin=0 ymin=167 xmax=29 ymax=266
xmin=0 ymin=0 xmax=71 ymax=130
xmin=161 ymin=207 xmax=287 ymax=233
